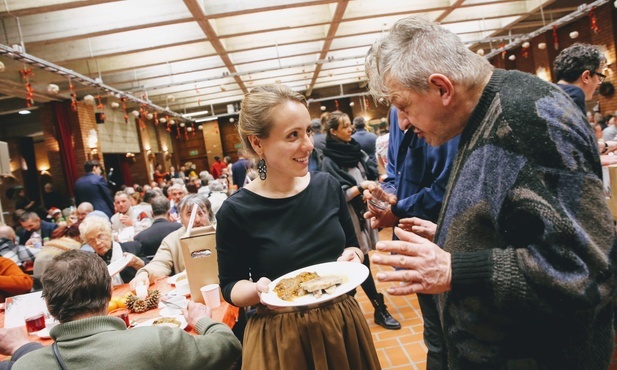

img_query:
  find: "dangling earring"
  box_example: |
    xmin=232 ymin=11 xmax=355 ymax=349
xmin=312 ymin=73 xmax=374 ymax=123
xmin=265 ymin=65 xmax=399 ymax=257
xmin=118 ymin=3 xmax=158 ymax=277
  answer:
xmin=257 ymin=158 xmax=267 ymax=180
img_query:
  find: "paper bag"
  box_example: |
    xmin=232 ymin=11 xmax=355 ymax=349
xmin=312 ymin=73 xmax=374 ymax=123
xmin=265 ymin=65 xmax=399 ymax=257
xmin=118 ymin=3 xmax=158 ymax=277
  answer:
xmin=180 ymin=225 xmax=219 ymax=303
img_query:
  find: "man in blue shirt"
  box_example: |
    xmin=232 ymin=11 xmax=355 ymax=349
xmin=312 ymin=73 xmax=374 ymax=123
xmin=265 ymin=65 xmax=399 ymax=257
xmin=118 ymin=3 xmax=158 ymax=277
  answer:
xmin=366 ymin=107 xmax=459 ymax=369
xmin=352 ymin=116 xmax=378 ymax=165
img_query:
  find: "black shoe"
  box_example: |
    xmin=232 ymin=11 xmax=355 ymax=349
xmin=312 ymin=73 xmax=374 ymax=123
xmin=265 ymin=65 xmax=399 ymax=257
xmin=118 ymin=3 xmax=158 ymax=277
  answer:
xmin=372 ymin=293 xmax=401 ymax=330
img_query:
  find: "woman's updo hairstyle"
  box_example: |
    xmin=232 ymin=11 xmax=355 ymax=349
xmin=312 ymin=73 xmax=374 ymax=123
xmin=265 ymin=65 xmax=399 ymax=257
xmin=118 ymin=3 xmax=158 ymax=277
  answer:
xmin=325 ymin=111 xmax=349 ymax=140
xmin=238 ymin=84 xmax=306 ymax=161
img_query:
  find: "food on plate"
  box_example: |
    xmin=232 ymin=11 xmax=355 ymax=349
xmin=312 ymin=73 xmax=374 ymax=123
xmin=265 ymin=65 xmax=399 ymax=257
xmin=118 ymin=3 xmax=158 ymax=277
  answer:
xmin=274 ymin=272 xmax=344 ymax=301
xmin=274 ymin=271 xmax=319 ymax=301
xmin=153 ymin=317 xmax=181 ymax=328
xmin=300 ymin=275 xmax=344 ymax=298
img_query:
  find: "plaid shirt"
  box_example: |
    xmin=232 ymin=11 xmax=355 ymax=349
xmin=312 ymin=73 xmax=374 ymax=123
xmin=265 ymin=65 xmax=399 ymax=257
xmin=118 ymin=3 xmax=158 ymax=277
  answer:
xmin=0 ymin=238 xmax=39 ymax=266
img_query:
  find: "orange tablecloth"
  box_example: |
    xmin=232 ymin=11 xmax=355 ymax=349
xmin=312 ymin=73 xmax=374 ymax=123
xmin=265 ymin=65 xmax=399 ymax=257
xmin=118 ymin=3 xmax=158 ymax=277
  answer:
xmin=0 ymin=277 xmax=238 ymax=352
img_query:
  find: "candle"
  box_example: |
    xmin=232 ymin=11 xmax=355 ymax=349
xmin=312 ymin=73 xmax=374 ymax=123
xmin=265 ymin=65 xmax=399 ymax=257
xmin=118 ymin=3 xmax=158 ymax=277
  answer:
xmin=135 ymin=284 xmax=147 ymax=300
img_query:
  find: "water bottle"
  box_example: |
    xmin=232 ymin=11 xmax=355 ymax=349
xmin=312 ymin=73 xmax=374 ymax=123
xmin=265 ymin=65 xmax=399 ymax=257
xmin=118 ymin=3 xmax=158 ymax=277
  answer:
xmin=30 ymin=232 xmax=42 ymax=249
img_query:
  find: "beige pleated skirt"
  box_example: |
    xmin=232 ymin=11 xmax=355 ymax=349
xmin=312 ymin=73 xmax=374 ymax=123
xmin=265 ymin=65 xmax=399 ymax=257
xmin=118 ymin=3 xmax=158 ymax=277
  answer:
xmin=242 ymin=294 xmax=381 ymax=370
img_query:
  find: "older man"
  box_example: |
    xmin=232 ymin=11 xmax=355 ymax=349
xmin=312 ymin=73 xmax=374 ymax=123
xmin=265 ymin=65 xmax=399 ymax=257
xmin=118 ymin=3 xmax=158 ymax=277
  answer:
xmin=134 ymin=196 xmax=182 ymax=260
xmin=366 ymin=17 xmax=616 ymax=370
xmin=168 ymin=183 xmax=186 ymax=222
xmin=13 ymin=250 xmax=240 ymax=370
xmin=76 ymin=202 xmax=94 ymax=223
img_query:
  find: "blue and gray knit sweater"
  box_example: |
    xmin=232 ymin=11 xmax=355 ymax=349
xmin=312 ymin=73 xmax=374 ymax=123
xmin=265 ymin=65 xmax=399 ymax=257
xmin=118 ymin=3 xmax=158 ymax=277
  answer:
xmin=435 ymin=69 xmax=617 ymax=370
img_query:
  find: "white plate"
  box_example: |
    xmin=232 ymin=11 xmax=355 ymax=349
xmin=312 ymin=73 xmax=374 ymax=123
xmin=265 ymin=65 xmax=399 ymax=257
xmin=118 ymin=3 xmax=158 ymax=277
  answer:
xmin=107 ymin=254 xmax=133 ymax=277
xmin=261 ymin=261 xmax=369 ymax=308
xmin=167 ymin=272 xmax=187 ymax=285
xmin=36 ymin=328 xmax=51 ymax=339
xmin=135 ymin=315 xmax=188 ymax=330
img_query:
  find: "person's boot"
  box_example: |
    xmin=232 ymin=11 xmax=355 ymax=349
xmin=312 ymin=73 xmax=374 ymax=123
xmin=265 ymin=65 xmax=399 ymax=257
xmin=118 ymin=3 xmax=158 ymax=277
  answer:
xmin=372 ymin=293 xmax=401 ymax=330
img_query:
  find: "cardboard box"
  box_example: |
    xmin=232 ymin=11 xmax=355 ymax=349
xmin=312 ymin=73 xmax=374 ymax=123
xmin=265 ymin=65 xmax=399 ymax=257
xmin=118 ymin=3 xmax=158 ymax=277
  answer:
xmin=180 ymin=225 xmax=219 ymax=303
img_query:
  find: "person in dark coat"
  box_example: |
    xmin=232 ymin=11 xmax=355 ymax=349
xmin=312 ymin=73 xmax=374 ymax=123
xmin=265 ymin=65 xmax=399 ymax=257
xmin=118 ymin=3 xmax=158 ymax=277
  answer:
xmin=18 ymin=212 xmax=58 ymax=246
xmin=231 ymin=152 xmax=250 ymax=188
xmin=73 ymin=160 xmax=114 ymax=218
xmin=134 ymin=196 xmax=182 ymax=261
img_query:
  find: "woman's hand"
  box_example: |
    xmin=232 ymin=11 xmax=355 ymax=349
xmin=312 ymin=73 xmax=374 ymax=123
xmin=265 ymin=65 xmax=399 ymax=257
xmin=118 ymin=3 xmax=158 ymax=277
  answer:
xmin=338 ymin=247 xmax=363 ymax=263
xmin=129 ymin=271 xmax=150 ymax=291
xmin=398 ymin=217 xmax=436 ymax=242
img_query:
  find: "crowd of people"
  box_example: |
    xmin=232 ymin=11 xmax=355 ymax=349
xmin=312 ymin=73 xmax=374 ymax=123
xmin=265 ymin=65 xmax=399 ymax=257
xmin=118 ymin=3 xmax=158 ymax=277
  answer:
xmin=0 ymin=15 xmax=616 ymax=370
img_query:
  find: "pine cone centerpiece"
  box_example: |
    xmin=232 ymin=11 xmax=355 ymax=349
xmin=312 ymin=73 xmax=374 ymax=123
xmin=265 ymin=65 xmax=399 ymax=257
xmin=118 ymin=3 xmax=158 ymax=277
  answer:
xmin=125 ymin=290 xmax=160 ymax=313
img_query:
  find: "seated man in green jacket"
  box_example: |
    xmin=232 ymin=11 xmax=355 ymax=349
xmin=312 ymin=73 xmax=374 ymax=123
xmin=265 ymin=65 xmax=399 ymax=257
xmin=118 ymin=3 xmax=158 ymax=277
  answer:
xmin=13 ymin=250 xmax=241 ymax=370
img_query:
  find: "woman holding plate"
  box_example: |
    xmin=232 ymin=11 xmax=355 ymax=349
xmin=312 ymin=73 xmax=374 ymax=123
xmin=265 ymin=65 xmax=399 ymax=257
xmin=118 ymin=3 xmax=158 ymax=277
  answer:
xmin=216 ymin=84 xmax=380 ymax=370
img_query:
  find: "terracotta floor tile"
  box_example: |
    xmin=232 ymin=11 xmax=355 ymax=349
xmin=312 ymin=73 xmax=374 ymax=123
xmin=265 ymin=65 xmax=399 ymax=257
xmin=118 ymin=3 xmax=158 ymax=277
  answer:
xmin=384 ymin=346 xmax=412 ymax=367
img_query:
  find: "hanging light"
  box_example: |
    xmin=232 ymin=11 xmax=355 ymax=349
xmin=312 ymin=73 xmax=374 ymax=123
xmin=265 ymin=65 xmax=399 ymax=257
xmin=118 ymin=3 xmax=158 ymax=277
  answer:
xmin=83 ymin=95 xmax=95 ymax=105
xmin=198 ymin=125 xmax=203 ymax=130
xmin=47 ymin=84 xmax=59 ymax=94
xmin=476 ymin=48 xmax=485 ymax=56
xmin=131 ymin=110 xmax=140 ymax=117
xmin=179 ymin=122 xmax=185 ymax=127
xmin=522 ymin=42 xmax=530 ymax=49
xmin=569 ymin=31 xmax=579 ymax=39
xmin=508 ymin=55 xmax=516 ymax=61
xmin=538 ymin=43 xmax=547 ymax=50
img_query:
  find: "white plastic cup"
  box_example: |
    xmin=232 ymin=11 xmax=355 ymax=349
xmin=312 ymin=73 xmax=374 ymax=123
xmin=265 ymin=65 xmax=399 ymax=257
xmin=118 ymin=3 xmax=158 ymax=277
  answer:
xmin=200 ymin=284 xmax=221 ymax=309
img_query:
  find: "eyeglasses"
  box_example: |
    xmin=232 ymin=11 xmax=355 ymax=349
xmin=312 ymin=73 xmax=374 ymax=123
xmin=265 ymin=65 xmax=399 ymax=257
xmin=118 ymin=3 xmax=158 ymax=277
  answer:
xmin=592 ymin=70 xmax=607 ymax=83
xmin=87 ymin=233 xmax=110 ymax=245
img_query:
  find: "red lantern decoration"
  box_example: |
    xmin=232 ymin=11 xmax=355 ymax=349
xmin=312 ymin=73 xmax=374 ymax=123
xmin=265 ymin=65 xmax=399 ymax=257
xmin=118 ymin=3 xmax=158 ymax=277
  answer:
xmin=589 ymin=7 xmax=600 ymax=34
xmin=552 ymin=26 xmax=559 ymax=50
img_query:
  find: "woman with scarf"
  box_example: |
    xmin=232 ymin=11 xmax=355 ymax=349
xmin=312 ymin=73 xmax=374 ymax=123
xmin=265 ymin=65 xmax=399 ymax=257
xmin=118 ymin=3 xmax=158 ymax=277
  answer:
xmin=321 ymin=111 xmax=401 ymax=330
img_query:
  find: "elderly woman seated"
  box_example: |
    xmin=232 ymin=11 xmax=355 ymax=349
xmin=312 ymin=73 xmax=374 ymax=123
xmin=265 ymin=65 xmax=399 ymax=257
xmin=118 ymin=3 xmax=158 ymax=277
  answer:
xmin=130 ymin=194 xmax=214 ymax=290
xmin=79 ymin=215 xmax=145 ymax=286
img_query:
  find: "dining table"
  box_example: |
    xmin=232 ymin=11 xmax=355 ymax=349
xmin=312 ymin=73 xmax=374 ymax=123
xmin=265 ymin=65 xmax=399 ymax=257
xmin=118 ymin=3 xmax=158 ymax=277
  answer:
xmin=0 ymin=277 xmax=238 ymax=360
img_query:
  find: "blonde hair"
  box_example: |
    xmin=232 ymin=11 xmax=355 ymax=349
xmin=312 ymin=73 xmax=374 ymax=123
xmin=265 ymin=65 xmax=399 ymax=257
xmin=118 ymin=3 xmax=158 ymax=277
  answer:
xmin=78 ymin=215 xmax=111 ymax=242
xmin=238 ymin=84 xmax=306 ymax=161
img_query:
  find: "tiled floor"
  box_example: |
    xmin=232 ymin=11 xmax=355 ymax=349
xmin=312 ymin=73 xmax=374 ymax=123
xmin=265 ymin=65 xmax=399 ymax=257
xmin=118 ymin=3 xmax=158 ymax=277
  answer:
xmin=354 ymin=228 xmax=427 ymax=370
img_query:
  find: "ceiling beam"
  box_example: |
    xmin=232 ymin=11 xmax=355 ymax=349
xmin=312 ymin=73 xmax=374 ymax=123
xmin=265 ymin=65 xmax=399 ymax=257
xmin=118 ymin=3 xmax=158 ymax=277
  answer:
xmin=306 ymin=0 xmax=349 ymax=97
xmin=183 ymin=0 xmax=247 ymax=94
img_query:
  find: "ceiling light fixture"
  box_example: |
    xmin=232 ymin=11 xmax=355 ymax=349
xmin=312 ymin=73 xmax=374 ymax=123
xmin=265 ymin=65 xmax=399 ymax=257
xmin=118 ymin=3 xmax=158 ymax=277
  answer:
xmin=18 ymin=110 xmax=31 ymax=115
xmin=183 ymin=110 xmax=210 ymax=117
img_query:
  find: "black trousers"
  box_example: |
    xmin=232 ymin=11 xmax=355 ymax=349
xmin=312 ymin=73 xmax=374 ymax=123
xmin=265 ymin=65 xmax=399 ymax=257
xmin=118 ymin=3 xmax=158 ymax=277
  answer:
xmin=417 ymin=293 xmax=449 ymax=370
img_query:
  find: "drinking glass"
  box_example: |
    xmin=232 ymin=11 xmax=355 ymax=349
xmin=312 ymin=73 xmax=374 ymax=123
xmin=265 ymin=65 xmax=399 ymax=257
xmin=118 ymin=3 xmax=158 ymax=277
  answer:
xmin=25 ymin=313 xmax=46 ymax=334
xmin=367 ymin=182 xmax=397 ymax=214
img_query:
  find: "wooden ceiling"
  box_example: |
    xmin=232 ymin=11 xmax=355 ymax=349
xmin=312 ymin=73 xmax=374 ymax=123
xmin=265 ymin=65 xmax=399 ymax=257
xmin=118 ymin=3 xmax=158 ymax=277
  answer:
xmin=0 ymin=0 xmax=604 ymax=118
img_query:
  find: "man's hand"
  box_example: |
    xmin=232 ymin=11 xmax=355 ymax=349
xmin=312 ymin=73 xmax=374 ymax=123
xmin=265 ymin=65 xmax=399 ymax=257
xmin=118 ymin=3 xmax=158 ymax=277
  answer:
xmin=119 ymin=214 xmax=134 ymax=226
xmin=398 ymin=217 xmax=436 ymax=241
xmin=371 ymin=227 xmax=451 ymax=295
xmin=364 ymin=207 xmax=399 ymax=229
xmin=0 ymin=327 xmax=30 ymax=356
xmin=182 ymin=301 xmax=211 ymax=329
xmin=129 ymin=271 xmax=150 ymax=291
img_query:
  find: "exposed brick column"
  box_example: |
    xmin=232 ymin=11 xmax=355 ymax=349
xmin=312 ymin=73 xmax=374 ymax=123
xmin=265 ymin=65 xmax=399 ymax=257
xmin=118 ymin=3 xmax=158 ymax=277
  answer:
xmin=591 ymin=3 xmax=617 ymax=114
xmin=203 ymin=120 xmax=223 ymax=170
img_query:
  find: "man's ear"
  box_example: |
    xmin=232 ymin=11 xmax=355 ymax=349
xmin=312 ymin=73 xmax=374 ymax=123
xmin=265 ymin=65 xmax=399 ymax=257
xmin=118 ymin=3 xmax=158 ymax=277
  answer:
xmin=428 ymin=74 xmax=454 ymax=106
xmin=581 ymin=69 xmax=592 ymax=84
xmin=248 ymin=135 xmax=262 ymax=155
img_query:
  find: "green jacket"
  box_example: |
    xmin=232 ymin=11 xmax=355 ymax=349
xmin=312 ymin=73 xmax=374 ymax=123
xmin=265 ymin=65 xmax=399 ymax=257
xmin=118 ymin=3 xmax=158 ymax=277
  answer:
xmin=14 ymin=315 xmax=241 ymax=370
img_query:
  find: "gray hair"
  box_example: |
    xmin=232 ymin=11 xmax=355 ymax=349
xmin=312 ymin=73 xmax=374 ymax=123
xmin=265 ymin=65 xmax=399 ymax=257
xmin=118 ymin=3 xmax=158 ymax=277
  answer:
xmin=366 ymin=16 xmax=493 ymax=98
xmin=177 ymin=193 xmax=216 ymax=224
